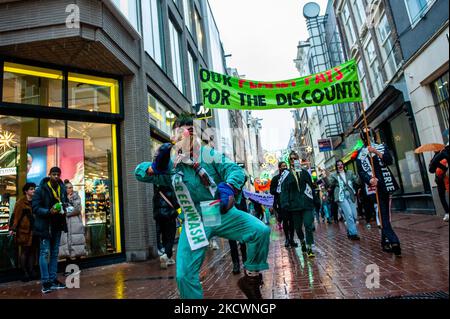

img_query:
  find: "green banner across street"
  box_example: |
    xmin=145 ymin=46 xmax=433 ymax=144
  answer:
xmin=200 ymin=59 xmax=362 ymax=110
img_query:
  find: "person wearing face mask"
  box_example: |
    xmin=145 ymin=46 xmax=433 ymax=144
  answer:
xmin=279 ymin=151 xmax=319 ymax=258
xmin=135 ymin=113 xmax=270 ymax=299
xmin=329 ymin=160 xmax=361 ymax=240
xmin=270 ymin=161 xmax=295 ymax=248
xmin=356 ymin=127 xmax=401 ymax=256
xmin=59 ymin=180 xmax=86 ymax=273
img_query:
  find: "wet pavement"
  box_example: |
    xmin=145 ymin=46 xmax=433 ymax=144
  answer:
xmin=0 ymin=213 xmax=448 ymax=299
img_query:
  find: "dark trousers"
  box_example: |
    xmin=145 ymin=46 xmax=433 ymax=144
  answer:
xmin=436 ymin=178 xmax=449 ymax=212
xmin=362 ymin=193 xmax=376 ymax=223
xmin=378 ymin=192 xmax=400 ymax=246
xmin=19 ymin=236 xmax=38 ymax=277
xmin=155 ymin=219 xmax=162 ymax=251
xmin=292 ymin=210 xmax=315 ymax=246
xmin=331 ymin=201 xmax=339 ymax=222
xmin=280 ymin=210 xmax=295 ymax=242
xmin=229 ymin=240 xmax=247 ymax=265
xmin=158 ymin=218 xmax=177 ymax=259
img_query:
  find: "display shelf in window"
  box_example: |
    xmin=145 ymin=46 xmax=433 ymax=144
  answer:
xmin=84 ymin=179 xmax=110 ymax=226
xmin=0 ymin=201 xmax=10 ymax=233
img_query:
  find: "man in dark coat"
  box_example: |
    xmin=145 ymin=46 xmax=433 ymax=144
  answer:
xmin=32 ymin=167 xmax=68 ymax=293
xmin=270 ymin=161 xmax=295 ymax=248
xmin=280 ymin=151 xmax=320 ymax=258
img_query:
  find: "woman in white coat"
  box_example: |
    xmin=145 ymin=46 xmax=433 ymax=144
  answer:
xmin=59 ymin=180 xmax=86 ymax=273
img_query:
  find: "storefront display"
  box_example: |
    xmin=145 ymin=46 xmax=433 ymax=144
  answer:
xmin=0 ymin=60 xmax=123 ymax=272
xmin=0 ymin=195 xmax=11 ymax=232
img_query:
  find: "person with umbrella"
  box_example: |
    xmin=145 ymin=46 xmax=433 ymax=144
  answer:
xmin=428 ymin=144 xmax=449 ymax=222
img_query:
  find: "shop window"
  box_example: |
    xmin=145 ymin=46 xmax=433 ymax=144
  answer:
xmin=39 ymin=119 xmax=66 ymax=138
xmin=2 ymin=62 xmax=63 ymax=107
xmin=0 ymin=116 xmax=38 ymax=270
xmin=68 ymin=121 xmax=121 ymax=257
xmin=68 ymin=73 xmax=119 ymax=114
xmin=390 ymin=112 xmax=425 ymax=194
xmin=148 ymin=93 xmax=176 ymax=136
xmin=431 ymin=73 xmax=449 ymax=143
xmin=151 ymin=138 xmax=163 ymax=158
xmin=0 ymin=116 xmax=121 ymax=271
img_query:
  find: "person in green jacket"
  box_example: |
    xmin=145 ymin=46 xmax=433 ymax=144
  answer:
xmin=135 ymin=113 xmax=270 ymax=299
xmin=279 ymin=151 xmax=319 ymax=258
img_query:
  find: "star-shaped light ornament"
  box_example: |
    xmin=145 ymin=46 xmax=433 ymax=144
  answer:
xmin=0 ymin=131 xmax=17 ymax=152
xmin=96 ymin=182 xmax=108 ymax=194
xmin=85 ymin=180 xmax=94 ymax=193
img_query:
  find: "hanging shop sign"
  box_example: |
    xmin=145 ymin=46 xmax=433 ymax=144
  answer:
xmin=318 ymin=138 xmax=333 ymax=152
xmin=194 ymin=103 xmax=213 ymax=120
xmin=200 ymin=60 xmax=362 ymax=110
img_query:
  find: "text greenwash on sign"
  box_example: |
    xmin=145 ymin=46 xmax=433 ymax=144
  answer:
xmin=200 ymin=59 xmax=363 ymax=110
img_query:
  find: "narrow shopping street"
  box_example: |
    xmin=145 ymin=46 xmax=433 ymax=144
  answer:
xmin=0 ymin=213 xmax=447 ymax=299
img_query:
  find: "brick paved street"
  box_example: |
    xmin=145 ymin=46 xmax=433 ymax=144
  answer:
xmin=0 ymin=213 xmax=448 ymax=299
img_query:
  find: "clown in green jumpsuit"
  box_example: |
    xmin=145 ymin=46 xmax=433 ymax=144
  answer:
xmin=135 ymin=115 xmax=270 ymax=299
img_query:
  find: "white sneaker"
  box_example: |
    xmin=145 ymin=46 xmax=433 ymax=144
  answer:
xmin=167 ymin=258 xmax=176 ymax=266
xmin=443 ymin=214 xmax=449 ymax=222
xmin=157 ymin=249 xmax=164 ymax=256
xmin=160 ymin=254 xmax=168 ymax=269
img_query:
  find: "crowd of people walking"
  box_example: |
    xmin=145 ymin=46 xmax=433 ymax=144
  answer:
xmin=4 ymin=119 xmax=448 ymax=300
xmin=267 ymin=127 xmax=411 ymax=257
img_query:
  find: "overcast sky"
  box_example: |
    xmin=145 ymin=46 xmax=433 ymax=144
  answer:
xmin=209 ymin=0 xmax=328 ymax=152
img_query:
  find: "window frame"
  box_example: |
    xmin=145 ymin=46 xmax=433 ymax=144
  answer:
xmin=141 ymin=0 xmax=166 ymax=70
xmin=168 ymin=19 xmax=185 ymax=94
xmin=342 ymin=2 xmax=357 ymax=46
xmin=111 ymin=0 xmax=142 ymax=34
xmin=352 ymin=0 xmax=365 ymax=29
xmin=404 ymin=0 xmax=437 ymax=27
xmin=187 ymin=49 xmax=199 ymax=105
xmin=193 ymin=6 xmax=205 ymax=56
xmin=0 ymin=58 xmax=124 ymax=123
xmin=182 ymin=0 xmax=193 ymax=33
